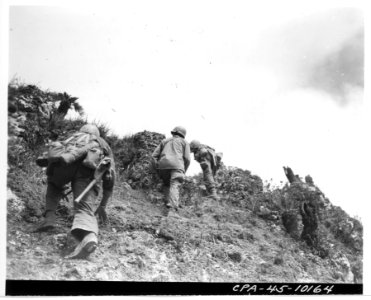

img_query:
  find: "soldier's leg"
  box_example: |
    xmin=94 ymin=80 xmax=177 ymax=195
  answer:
xmin=155 ymin=170 xmax=172 ymax=235
xmin=66 ymin=176 xmax=99 ymax=259
xmin=35 ymin=182 xmax=64 ymax=231
xmin=201 ymin=161 xmax=218 ymax=200
xmin=158 ymin=169 xmax=171 ymax=207
xmin=36 ymin=162 xmax=79 ymax=232
xmin=71 ymin=177 xmax=99 ymax=239
xmin=168 ymin=170 xmax=184 ymax=209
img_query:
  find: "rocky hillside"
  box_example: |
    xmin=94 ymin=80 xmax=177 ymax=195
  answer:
xmin=6 ymin=82 xmax=363 ymax=284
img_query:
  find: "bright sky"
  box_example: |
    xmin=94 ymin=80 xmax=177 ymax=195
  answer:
xmin=6 ymin=1 xmax=369 ymax=221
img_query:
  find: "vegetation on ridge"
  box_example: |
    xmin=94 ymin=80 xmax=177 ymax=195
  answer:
xmin=6 ymin=81 xmax=363 ymax=283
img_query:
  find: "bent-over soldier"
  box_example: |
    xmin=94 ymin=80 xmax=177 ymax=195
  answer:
xmin=190 ymin=140 xmax=222 ymax=200
xmin=36 ymin=124 xmax=115 ymax=259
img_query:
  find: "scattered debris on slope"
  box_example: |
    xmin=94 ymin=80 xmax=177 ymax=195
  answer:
xmin=5 ymin=188 xmax=350 ymax=283
xmin=6 ymin=82 xmax=363 ymax=284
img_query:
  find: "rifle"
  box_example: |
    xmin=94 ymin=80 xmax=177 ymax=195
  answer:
xmin=74 ymin=158 xmax=112 ymax=204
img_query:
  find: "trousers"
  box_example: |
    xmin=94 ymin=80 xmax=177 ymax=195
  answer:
xmin=200 ymin=160 xmax=216 ymax=193
xmin=45 ymin=161 xmax=100 ymax=240
xmin=158 ymin=169 xmax=184 ymax=208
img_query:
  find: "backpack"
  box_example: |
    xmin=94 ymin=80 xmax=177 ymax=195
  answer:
xmin=37 ymin=132 xmax=102 ymax=169
xmin=203 ymin=145 xmax=223 ymax=175
xmin=215 ymin=152 xmax=223 ymax=170
xmin=82 ymin=146 xmax=104 ymax=169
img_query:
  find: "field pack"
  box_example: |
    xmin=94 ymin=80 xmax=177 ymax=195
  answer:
xmin=203 ymin=145 xmax=223 ymax=174
xmin=36 ymin=132 xmax=104 ymax=169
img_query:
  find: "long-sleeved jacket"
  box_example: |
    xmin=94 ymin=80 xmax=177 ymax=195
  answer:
xmin=91 ymin=136 xmax=115 ymax=208
xmin=46 ymin=134 xmax=115 ymax=207
xmin=152 ymin=136 xmax=191 ymax=172
xmin=194 ymin=144 xmax=216 ymax=168
xmin=96 ymin=136 xmax=116 ymax=192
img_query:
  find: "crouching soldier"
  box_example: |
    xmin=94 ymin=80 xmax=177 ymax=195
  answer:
xmin=35 ymin=124 xmax=115 ymax=259
xmin=189 ymin=140 xmax=222 ymax=200
xmin=152 ymin=126 xmax=190 ymax=210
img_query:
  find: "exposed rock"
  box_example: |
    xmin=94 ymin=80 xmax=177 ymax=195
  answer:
xmin=53 ymin=234 xmax=67 ymax=249
xmin=282 ymin=211 xmax=301 ymax=239
xmin=331 ymin=253 xmax=354 ymax=283
xmin=228 ymin=251 xmax=242 ymax=263
xmin=7 ymin=189 xmax=25 ymax=218
xmin=257 ymin=205 xmax=279 ymax=221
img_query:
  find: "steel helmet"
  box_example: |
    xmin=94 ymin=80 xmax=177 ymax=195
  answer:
xmin=190 ymin=140 xmax=201 ymax=151
xmin=171 ymin=126 xmax=187 ymax=138
xmin=80 ymin=124 xmax=100 ymax=137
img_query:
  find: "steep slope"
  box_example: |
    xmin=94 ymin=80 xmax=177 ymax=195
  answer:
xmin=5 ymin=183 xmax=349 ymax=282
xmin=6 ymin=82 xmax=362 ymax=283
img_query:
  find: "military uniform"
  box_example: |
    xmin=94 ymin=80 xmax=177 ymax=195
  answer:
xmin=152 ymin=127 xmax=190 ymax=209
xmin=190 ymin=141 xmax=219 ymax=200
xmin=38 ymin=124 xmax=115 ymax=259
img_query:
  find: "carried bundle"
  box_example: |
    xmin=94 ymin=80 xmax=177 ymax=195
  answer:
xmin=36 ymin=131 xmax=104 ymax=170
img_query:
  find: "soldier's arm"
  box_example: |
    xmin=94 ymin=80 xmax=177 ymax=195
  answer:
xmin=184 ymin=142 xmax=191 ymax=172
xmin=101 ymin=171 xmax=115 ymax=208
xmin=152 ymin=142 xmax=163 ymax=162
xmin=199 ymin=147 xmax=209 ymax=158
xmin=100 ymin=142 xmax=116 ymax=208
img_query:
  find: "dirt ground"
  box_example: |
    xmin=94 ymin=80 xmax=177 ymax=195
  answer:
xmin=7 ymin=185 xmax=344 ymax=283
xmin=6 ymin=83 xmax=361 ymax=286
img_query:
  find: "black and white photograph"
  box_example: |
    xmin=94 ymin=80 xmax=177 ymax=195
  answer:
xmin=0 ymin=0 xmax=369 ymax=296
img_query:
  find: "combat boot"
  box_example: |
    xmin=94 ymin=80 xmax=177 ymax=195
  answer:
xmin=34 ymin=210 xmax=57 ymax=232
xmin=65 ymin=232 xmax=98 ymax=259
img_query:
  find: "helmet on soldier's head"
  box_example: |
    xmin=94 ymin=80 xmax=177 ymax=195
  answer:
xmin=80 ymin=124 xmax=100 ymax=137
xmin=171 ymin=126 xmax=187 ymax=138
xmin=190 ymin=140 xmax=201 ymax=152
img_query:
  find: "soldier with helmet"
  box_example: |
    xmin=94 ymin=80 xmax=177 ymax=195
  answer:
xmin=35 ymin=124 xmax=115 ymax=259
xmin=189 ymin=140 xmax=222 ymax=201
xmin=152 ymin=126 xmax=191 ymax=210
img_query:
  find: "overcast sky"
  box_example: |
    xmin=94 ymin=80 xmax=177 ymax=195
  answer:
xmin=6 ymin=1 xmax=369 ymax=220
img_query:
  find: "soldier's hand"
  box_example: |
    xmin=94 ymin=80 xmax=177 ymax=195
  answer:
xmin=103 ymin=168 xmax=114 ymax=181
xmin=95 ymin=205 xmax=108 ymax=224
xmin=101 ymin=157 xmax=111 ymax=166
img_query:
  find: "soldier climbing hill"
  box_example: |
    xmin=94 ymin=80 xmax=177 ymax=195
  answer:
xmin=35 ymin=124 xmax=115 ymax=259
xmin=152 ymin=126 xmax=191 ymax=210
xmin=189 ymin=140 xmax=222 ymax=201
